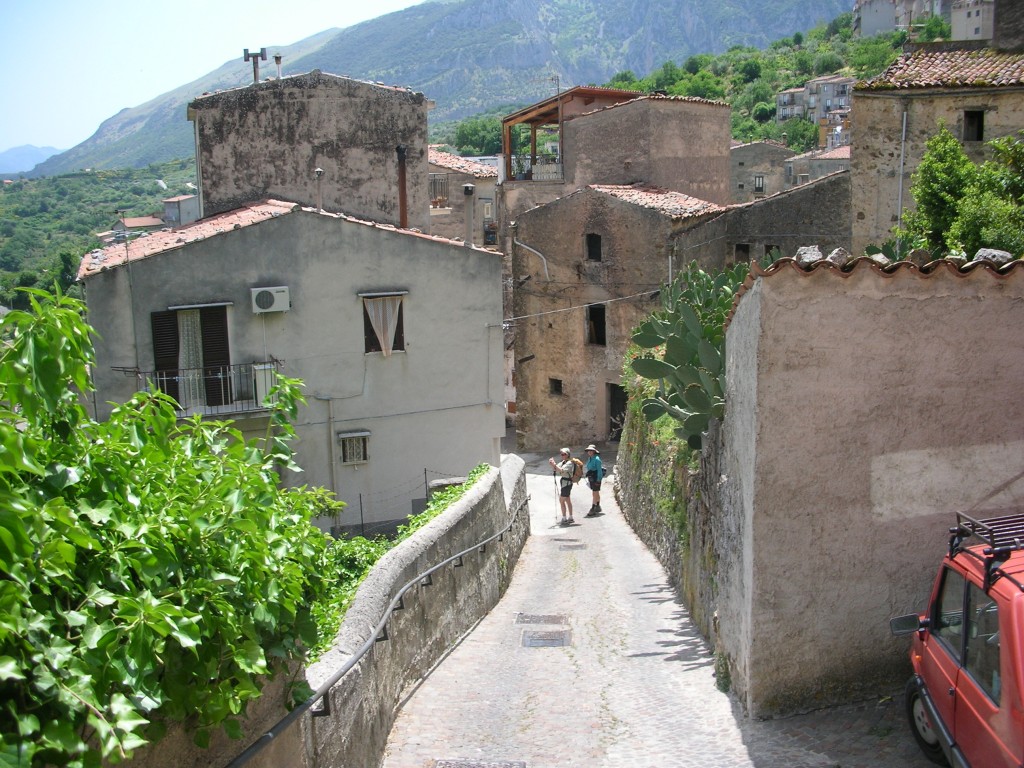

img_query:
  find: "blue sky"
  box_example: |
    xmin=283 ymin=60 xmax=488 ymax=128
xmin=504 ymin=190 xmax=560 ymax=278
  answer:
xmin=1 ymin=0 xmax=419 ymax=152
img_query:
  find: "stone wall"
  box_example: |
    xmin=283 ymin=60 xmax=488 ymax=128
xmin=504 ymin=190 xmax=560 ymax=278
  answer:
xmin=125 ymin=456 xmax=530 ymax=768
xmin=851 ymin=86 xmax=1024 ymax=255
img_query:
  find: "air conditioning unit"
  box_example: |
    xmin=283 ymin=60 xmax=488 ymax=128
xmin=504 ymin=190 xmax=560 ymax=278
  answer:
xmin=251 ymin=286 xmax=290 ymax=314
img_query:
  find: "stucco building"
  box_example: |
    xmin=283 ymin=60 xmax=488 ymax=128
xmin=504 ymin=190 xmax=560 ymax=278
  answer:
xmin=80 ymin=72 xmax=505 ymax=534
xmin=717 ymin=255 xmax=1024 ymax=716
xmin=79 ymin=202 xmax=504 ymax=534
xmin=851 ymin=45 xmax=1024 ymax=255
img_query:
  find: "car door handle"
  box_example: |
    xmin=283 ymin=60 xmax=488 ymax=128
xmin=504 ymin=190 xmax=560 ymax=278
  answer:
xmin=948 ymin=687 xmax=955 ymax=696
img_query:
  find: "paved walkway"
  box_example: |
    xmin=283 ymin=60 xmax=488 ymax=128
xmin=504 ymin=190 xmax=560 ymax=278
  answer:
xmin=382 ymin=448 xmax=932 ymax=768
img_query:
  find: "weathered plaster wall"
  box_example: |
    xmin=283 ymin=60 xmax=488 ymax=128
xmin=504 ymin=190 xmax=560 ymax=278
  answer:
xmin=83 ymin=209 xmax=504 ymax=529
xmin=722 ymin=260 xmax=1024 ymax=716
xmin=190 ymin=72 xmax=430 ymax=229
xmin=123 ymin=457 xmax=530 ymax=768
xmin=564 ymin=99 xmax=731 ymax=205
xmin=995 ymin=0 xmax=1024 ymax=51
xmin=851 ymin=87 xmax=1024 ymax=255
xmin=511 ymin=189 xmax=703 ymax=450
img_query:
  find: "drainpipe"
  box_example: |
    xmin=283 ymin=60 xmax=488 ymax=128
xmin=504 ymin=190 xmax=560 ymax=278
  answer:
xmin=463 ymin=183 xmax=476 ymax=246
xmin=513 ymin=237 xmax=551 ymax=282
xmin=396 ymin=145 xmax=408 ymax=229
xmin=896 ymin=108 xmax=908 ymax=254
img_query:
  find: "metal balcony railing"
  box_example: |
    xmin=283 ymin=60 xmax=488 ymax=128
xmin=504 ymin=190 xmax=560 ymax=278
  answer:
xmin=510 ymin=153 xmax=562 ymax=181
xmin=123 ymin=360 xmax=281 ymax=416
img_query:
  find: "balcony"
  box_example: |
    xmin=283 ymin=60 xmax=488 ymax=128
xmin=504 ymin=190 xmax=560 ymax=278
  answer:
xmin=122 ymin=361 xmax=281 ymax=417
xmin=510 ymin=153 xmax=562 ymax=181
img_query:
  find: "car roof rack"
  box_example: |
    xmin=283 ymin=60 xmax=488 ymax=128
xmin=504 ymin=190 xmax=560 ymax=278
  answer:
xmin=951 ymin=512 xmax=1024 ymax=592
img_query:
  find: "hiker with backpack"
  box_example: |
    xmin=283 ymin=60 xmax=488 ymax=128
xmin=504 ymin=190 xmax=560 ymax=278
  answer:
xmin=548 ymin=447 xmax=581 ymax=525
xmin=583 ymin=444 xmax=604 ymax=517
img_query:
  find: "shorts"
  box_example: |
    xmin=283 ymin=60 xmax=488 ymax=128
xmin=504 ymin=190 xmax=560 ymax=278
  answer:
xmin=588 ymin=477 xmax=602 ymax=491
xmin=560 ymin=483 xmax=572 ymax=498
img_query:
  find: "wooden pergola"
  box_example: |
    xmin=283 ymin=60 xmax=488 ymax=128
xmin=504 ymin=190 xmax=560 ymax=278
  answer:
xmin=501 ymin=86 xmax=642 ymax=179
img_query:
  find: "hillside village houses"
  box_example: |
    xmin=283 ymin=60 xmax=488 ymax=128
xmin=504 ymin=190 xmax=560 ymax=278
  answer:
xmin=729 ymin=140 xmax=794 ymax=203
xmin=426 ymin=147 xmax=498 ymax=244
xmin=78 ymin=71 xmax=504 ymax=535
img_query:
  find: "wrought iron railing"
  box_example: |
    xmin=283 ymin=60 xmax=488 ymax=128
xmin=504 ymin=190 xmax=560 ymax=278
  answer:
xmin=120 ymin=360 xmax=281 ymax=416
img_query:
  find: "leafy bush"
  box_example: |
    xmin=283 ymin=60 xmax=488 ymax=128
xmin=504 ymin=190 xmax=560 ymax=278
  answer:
xmin=0 ymin=290 xmax=338 ymax=766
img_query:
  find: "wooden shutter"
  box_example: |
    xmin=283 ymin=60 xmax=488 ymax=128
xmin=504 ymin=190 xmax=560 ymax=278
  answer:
xmin=150 ymin=311 xmax=179 ymax=402
xmin=200 ymin=306 xmax=232 ymax=406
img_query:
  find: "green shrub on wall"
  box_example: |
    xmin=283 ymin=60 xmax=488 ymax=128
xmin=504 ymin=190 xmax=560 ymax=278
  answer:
xmin=0 ymin=290 xmax=341 ymax=767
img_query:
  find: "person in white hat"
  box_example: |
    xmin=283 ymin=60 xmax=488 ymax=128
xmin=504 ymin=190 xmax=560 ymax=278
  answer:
xmin=583 ymin=444 xmax=603 ymax=517
xmin=548 ymin=448 xmax=576 ymax=525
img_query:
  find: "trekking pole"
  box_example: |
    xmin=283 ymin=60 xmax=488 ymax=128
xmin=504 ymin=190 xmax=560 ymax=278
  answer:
xmin=552 ymin=469 xmax=560 ymax=524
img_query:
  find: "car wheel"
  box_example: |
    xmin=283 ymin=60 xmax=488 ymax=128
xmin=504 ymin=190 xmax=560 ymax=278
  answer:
xmin=906 ymin=678 xmax=949 ymax=766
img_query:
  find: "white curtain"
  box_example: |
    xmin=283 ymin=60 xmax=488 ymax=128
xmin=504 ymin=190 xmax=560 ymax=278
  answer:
xmin=177 ymin=309 xmax=205 ymax=407
xmin=364 ymin=296 xmax=403 ymax=357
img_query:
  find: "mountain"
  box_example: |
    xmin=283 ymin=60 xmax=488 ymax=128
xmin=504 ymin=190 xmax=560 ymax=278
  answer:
xmin=0 ymin=145 xmax=63 ymax=175
xmin=31 ymin=0 xmax=850 ymax=177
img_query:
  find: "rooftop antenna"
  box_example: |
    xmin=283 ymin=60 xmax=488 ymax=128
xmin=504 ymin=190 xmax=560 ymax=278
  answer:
xmin=243 ymin=48 xmax=267 ymax=83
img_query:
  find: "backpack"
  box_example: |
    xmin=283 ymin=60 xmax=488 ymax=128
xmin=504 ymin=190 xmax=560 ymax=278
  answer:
xmin=570 ymin=457 xmax=585 ymax=484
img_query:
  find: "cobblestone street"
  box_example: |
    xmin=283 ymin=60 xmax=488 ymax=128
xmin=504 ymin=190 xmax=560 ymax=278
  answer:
xmin=382 ymin=448 xmax=932 ymax=768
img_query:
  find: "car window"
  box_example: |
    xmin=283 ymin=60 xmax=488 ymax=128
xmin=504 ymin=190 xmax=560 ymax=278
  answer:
xmin=932 ymin=567 xmax=966 ymax=663
xmin=965 ymin=583 xmax=1001 ymax=704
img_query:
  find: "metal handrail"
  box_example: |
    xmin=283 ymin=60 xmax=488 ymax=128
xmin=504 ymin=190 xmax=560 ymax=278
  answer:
xmin=223 ymin=493 xmax=530 ymax=768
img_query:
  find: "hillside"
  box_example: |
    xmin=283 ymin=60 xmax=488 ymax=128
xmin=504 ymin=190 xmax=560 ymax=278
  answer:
xmin=31 ymin=0 xmax=849 ymax=176
xmin=0 ymin=145 xmax=63 ymax=176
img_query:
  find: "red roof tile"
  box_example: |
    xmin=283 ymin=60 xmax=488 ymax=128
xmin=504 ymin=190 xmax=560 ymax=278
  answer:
xmin=859 ymin=48 xmax=1024 ymax=91
xmin=589 ymin=184 xmax=725 ymax=219
xmin=428 ymin=149 xmax=497 ymax=178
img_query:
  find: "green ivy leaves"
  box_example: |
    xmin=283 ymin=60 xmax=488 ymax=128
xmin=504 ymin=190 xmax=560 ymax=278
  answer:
xmin=0 ymin=290 xmax=341 ymax=767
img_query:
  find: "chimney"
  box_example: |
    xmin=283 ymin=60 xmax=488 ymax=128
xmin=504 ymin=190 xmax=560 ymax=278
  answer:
xmin=274 ymin=54 xmax=283 ymax=79
xmin=463 ymin=183 xmax=476 ymax=246
xmin=244 ymin=48 xmax=267 ymax=83
xmin=396 ymin=145 xmax=408 ymax=229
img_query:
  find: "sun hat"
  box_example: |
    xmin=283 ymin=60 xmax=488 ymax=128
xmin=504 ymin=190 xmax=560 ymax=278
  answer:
xmin=560 ymin=448 xmax=570 ymax=455
xmin=585 ymin=444 xmax=599 ymax=453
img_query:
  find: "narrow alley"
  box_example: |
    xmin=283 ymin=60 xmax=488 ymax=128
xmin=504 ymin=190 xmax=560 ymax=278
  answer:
xmin=380 ymin=447 xmax=933 ymax=768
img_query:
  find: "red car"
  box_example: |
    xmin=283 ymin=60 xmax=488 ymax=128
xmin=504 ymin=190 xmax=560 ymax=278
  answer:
xmin=891 ymin=512 xmax=1024 ymax=767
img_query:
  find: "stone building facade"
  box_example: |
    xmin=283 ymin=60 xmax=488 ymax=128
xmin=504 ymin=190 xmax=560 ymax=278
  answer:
xmin=729 ymin=140 xmax=794 ymax=203
xmin=851 ymin=45 xmax=1024 ymax=255
xmin=511 ymin=186 xmax=726 ymax=449
xmin=188 ymin=71 xmax=431 ymax=229
xmin=427 ymin=149 xmax=497 ymax=245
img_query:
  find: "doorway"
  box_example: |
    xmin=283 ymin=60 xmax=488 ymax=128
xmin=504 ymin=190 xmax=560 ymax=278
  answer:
xmin=607 ymin=383 xmax=627 ymax=441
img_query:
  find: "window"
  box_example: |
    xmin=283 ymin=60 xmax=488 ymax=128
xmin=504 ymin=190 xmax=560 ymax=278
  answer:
xmin=738 ymin=161 xmax=745 ymax=167
xmin=151 ymin=304 xmax=232 ymax=407
xmin=361 ymin=292 xmax=406 ymax=355
xmin=932 ymin=567 xmax=966 ymax=663
xmin=586 ymin=233 xmax=602 ymax=262
xmin=428 ymin=173 xmax=449 ymax=208
xmin=586 ymin=303 xmax=606 ymax=346
xmin=964 ymin=110 xmax=985 ymax=142
xmin=738 ymin=183 xmax=745 ymax=189
xmin=786 ymin=164 xmax=793 ymax=178
xmin=754 ymin=175 xmax=765 ymax=193
xmin=965 ymin=583 xmax=1001 ymax=703
xmin=337 ymin=431 xmax=369 ymax=465
xmin=734 ymin=243 xmax=751 ymax=260
xmin=975 ymin=26 xmax=981 ymax=35
xmin=549 ymin=378 xmax=563 ymax=395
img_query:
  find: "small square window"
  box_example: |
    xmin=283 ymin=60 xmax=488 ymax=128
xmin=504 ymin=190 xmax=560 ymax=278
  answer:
xmin=735 ymin=243 xmax=751 ymax=260
xmin=338 ymin=432 xmax=370 ymax=464
xmin=549 ymin=378 xmax=563 ymax=395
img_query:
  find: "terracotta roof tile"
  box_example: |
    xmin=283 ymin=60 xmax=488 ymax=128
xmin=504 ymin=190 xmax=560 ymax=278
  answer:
xmin=571 ymin=92 xmax=730 ymax=122
xmin=428 ymin=149 xmax=497 ymax=178
xmin=727 ymin=256 xmax=1024 ymax=327
xmin=78 ymin=199 xmax=498 ymax=281
xmin=120 ymin=216 xmax=163 ymax=228
xmin=589 ymin=184 xmax=725 ymax=219
xmin=858 ymin=48 xmax=1024 ymax=91
xmin=80 ymin=200 xmax=297 ymax=279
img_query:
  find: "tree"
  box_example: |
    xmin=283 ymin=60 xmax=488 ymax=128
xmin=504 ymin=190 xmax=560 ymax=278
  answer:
xmin=752 ymin=102 xmax=775 ymax=123
xmin=947 ymin=132 xmax=1024 ymax=256
xmin=0 ymin=290 xmax=341 ymax=766
xmin=919 ymin=15 xmax=951 ymax=42
xmin=608 ymin=70 xmax=639 ymax=87
xmin=902 ymin=125 xmax=979 ymax=251
xmin=453 ymin=116 xmax=502 ymax=156
xmin=792 ymin=31 xmax=804 ymax=47
xmin=813 ymin=51 xmax=844 ymax=76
